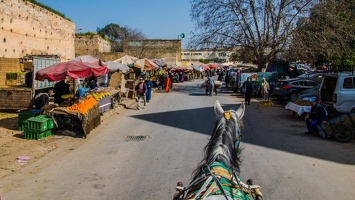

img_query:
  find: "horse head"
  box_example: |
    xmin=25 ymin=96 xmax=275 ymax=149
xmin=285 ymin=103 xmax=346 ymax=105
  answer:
xmin=174 ymin=100 xmax=263 ymax=200
xmin=193 ymin=100 xmax=245 ymax=178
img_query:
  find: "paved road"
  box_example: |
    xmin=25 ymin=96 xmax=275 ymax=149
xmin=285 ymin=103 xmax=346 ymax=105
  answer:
xmin=1 ymin=78 xmax=355 ymax=199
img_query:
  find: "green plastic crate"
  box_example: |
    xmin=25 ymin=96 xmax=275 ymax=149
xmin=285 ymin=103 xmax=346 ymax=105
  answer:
xmin=24 ymin=129 xmax=44 ymax=140
xmin=26 ymin=117 xmax=48 ymax=132
xmin=47 ymin=118 xmax=54 ymax=129
xmin=43 ymin=129 xmax=52 ymax=137
xmin=18 ymin=111 xmax=37 ymax=131
xmin=35 ymin=115 xmax=54 ymax=129
xmin=18 ymin=119 xmax=28 ymax=131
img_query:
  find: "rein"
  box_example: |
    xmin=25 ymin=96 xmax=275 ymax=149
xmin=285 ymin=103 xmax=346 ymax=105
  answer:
xmin=174 ymin=162 xmax=261 ymax=200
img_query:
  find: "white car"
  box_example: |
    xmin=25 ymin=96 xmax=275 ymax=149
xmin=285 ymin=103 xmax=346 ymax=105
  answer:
xmin=319 ymin=73 xmax=355 ymax=113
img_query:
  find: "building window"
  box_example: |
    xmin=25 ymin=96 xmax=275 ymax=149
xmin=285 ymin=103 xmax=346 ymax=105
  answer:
xmin=219 ymin=52 xmax=226 ymax=57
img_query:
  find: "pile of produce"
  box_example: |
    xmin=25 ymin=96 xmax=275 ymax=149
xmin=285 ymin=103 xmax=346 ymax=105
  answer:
xmin=91 ymin=92 xmax=110 ymax=100
xmin=66 ymin=95 xmax=97 ymax=114
xmin=293 ymin=99 xmax=312 ymax=106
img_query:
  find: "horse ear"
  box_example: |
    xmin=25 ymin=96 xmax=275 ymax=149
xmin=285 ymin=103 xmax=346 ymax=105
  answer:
xmin=235 ymin=102 xmax=245 ymax=119
xmin=214 ymin=100 xmax=224 ymax=116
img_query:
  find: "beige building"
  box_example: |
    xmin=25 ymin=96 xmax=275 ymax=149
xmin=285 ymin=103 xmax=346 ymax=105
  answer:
xmin=181 ymin=49 xmax=233 ymax=65
xmin=0 ymin=0 xmax=75 ymax=60
xmin=75 ymin=34 xmax=111 ymax=57
xmin=125 ymin=39 xmax=181 ymax=65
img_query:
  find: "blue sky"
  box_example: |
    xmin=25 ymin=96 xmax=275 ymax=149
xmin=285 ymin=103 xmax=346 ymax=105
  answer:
xmin=37 ymin=0 xmax=194 ymax=47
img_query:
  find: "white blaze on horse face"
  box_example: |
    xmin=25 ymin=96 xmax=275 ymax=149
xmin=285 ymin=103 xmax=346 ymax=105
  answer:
xmin=214 ymin=100 xmax=224 ymax=116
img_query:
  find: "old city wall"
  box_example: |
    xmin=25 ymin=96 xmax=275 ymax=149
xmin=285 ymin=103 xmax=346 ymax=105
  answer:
xmin=0 ymin=0 xmax=75 ymax=86
xmin=125 ymin=39 xmax=181 ymax=65
xmin=0 ymin=1 xmax=75 ymax=60
xmin=75 ymin=35 xmax=111 ymax=57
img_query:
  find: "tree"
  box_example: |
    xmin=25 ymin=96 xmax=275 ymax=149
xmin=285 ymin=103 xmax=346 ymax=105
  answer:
xmin=98 ymin=23 xmax=145 ymax=52
xmin=289 ymin=0 xmax=355 ymax=65
xmin=189 ymin=0 xmax=317 ymax=71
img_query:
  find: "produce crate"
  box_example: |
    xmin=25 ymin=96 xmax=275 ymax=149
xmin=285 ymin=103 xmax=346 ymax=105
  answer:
xmin=26 ymin=117 xmax=49 ymax=132
xmin=18 ymin=110 xmax=37 ymax=131
xmin=24 ymin=129 xmax=44 ymax=140
xmin=259 ymin=100 xmax=272 ymax=108
xmin=36 ymin=115 xmax=55 ymax=129
xmin=18 ymin=119 xmax=28 ymax=131
xmin=43 ymin=129 xmax=52 ymax=137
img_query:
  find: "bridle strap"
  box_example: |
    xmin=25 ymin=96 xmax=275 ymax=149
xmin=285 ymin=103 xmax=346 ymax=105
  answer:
xmin=206 ymin=165 xmax=229 ymax=200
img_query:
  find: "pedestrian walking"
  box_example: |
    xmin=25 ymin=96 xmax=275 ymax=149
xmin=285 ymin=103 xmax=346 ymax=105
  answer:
xmin=135 ymin=77 xmax=147 ymax=110
xmin=207 ymin=75 xmax=215 ymax=96
xmin=164 ymin=73 xmax=171 ymax=92
xmin=243 ymin=77 xmax=253 ymax=105
xmin=145 ymin=77 xmax=153 ymax=102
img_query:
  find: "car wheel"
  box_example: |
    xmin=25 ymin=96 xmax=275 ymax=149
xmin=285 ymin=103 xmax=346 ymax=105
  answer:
xmin=289 ymin=92 xmax=298 ymax=101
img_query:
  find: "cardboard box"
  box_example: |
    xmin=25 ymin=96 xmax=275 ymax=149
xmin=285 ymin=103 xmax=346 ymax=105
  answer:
xmin=129 ymin=73 xmax=136 ymax=80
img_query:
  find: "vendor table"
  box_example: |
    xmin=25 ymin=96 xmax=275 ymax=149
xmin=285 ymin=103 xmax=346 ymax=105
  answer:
xmin=49 ymin=103 xmax=101 ymax=138
xmin=285 ymin=102 xmax=311 ymax=119
xmin=98 ymin=96 xmax=111 ymax=114
xmin=106 ymin=88 xmax=121 ymax=109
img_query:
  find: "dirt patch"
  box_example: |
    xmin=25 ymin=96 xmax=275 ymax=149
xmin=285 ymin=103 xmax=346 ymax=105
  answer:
xmin=0 ymin=112 xmax=61 ymax=179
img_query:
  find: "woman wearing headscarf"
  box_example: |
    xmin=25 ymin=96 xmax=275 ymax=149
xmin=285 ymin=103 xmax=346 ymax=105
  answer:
xmin=145 ymin=77 xmax=153 ymax=102
xmin=163 ymin=73 xmax=171 ymax=92
xmin=259 ymin=78 xmax=270 ymax=100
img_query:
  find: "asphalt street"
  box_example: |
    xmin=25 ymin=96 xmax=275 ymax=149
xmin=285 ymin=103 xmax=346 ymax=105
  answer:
xmin=1 ymin=78 xmax=355 ymax=200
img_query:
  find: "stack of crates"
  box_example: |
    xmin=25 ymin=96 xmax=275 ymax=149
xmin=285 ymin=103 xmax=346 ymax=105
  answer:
xmin=23 ymin=115 xmax=55 ymax=140
xmin=18 ymin=110 xmax=38 ymax=131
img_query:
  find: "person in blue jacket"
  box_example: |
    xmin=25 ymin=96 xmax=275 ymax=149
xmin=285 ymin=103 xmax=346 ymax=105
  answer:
xmin=145 ymin=77 xmax=153 ymax=102
xmin=305 ymin=98 xmax=328 ymax=135
xmin=135 ymin=77 xmax=147 ymax=110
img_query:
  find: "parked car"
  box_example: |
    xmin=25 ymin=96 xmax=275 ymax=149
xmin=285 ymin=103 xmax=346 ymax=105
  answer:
xmin=272 ymin=79 xmax=320 ymax=101
xmin=319 ymin=73 xmax=355 ymax=113
xmin=296 ymin=73 xmax=326 ymax=83
xmin=297 ymin=84 xmax=320 ymax=101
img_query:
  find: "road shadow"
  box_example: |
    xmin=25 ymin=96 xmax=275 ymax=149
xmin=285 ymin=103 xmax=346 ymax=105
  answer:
xmin=130 ymin=103 xmax=242 ymax=136
xmin=130 ymin=98 xmax=355 ymax=165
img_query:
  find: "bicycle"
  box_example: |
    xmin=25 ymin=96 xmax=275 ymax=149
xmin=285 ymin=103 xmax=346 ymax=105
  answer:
xmin=317 ymin=116 xmax=354 ymax=142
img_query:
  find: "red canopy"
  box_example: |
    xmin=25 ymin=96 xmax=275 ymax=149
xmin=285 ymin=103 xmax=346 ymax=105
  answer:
xmin=208 ymin=63 xmax=218 ymax=69
xmin=35 ymin=60 xmax=108 ymax=81
xmin=201 ymin=64 xmax=210 ymax=70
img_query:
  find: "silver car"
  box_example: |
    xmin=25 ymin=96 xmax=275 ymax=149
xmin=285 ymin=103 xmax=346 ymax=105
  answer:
xmin=319 ymin=73 xmax=355 ymax=113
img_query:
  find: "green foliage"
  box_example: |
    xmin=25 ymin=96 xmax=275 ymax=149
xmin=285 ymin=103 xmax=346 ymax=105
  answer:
xmin=76 ymin=32 xmax=99 ymax=39
xmin=26 ymin=0 xmax=71 ymax=21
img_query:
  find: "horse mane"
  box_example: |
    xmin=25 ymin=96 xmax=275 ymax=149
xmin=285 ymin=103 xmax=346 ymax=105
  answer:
xmin=192 ymin=113 xmax=243 ymax=178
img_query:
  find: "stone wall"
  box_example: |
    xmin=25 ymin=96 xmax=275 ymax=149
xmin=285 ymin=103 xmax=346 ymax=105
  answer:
xmin=0 ymin=0 xmax=75 ymax=60
xmin=75 ymin=35 xmax=111 ymax=57
xmin=124 ymin=39 xmax=181 ymax=65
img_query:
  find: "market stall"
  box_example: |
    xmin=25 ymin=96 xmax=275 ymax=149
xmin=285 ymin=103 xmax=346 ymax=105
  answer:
xmin=285 ymin=100 xmax=312 ymax=119
xmin=35 ymin=55 xmax=108 ymax=137
xmin=49 ymin=95 xmax=100 ymax=138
